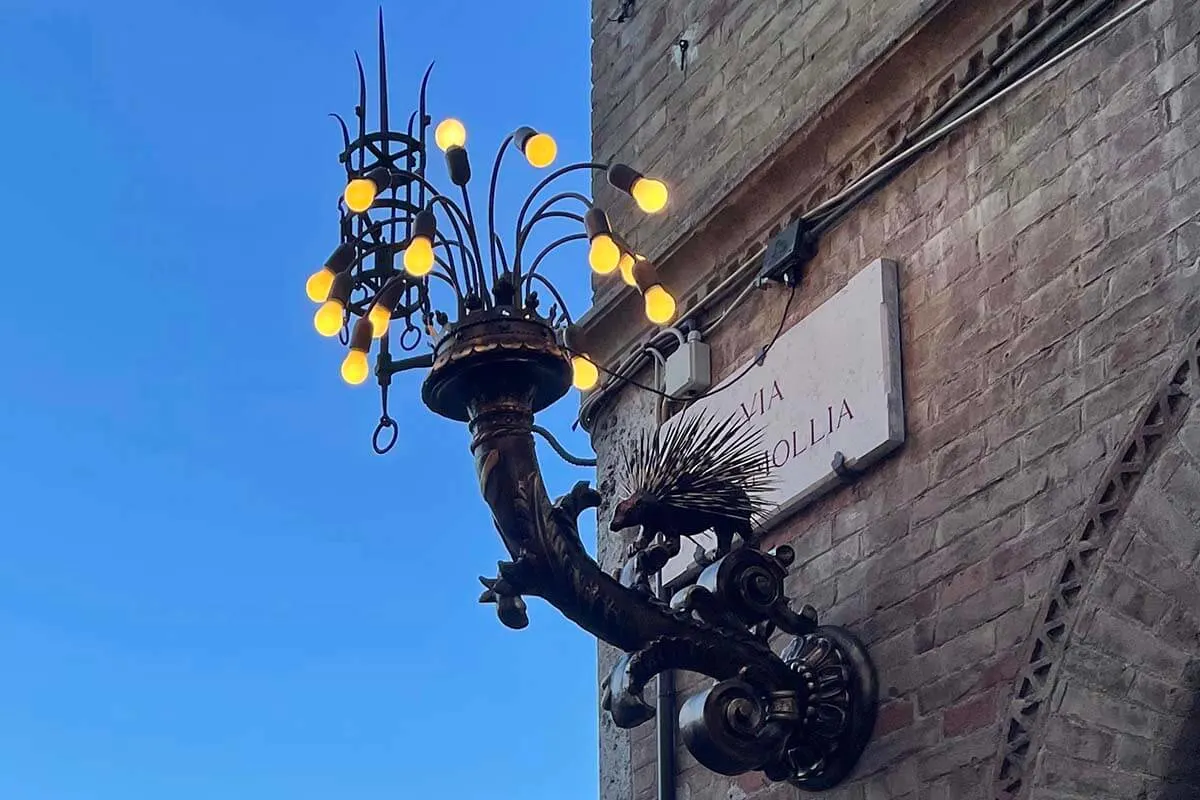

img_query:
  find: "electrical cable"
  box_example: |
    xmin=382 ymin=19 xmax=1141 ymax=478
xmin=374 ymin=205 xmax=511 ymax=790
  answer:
xmin=577 ymin=0 xmax=1154 ymax=428
xmin=807 ymin=0 xmax=1150 ymax=226
xmin=576 ymin=246 xmax=767 ymax=426
xmin=567 ymin=284 xmax=797 ymax=405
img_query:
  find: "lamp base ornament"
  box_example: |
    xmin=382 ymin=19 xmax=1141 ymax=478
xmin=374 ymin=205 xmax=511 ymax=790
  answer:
xmin=422 ymin=312 xmax=878 ymax=789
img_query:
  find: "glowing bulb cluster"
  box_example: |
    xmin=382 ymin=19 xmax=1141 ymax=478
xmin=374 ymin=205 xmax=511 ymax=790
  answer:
xmin=306 ymin=131 xmax=681 ymax=396
xmin=306 ymin=243 xmax=356 ymax=304
xmin=584 ymin=206 xmax=675 ymax=325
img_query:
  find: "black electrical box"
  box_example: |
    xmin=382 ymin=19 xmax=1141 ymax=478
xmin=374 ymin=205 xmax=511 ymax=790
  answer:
xmin=758 ymin=218 xmax=817 ymax=286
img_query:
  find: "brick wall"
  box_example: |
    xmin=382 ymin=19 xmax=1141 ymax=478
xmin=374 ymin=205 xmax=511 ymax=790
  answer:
xmin=587 ymin=0 xmax=951 ymax=296
xmin=588 ymin=1 xmax=1200 ymax=798
xmin=1028 ymin=383 xmax=1200 ymax=798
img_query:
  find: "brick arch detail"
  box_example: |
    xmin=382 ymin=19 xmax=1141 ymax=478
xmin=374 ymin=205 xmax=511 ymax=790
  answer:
xmin=991 ymin=332 xmax=1200 ymax=800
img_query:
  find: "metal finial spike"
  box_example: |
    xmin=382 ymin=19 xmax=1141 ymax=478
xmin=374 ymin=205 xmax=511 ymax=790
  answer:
xmin=416 ymin=61 xmax=435 ymax=203
xmin=354 ymin=51 xmax=367 ymax=130
xmin=329 ymin=113 xmax=352 ymax=160
xmin=418 ymin=61 xmax=434 ymax=125
xmin=377 ymin=6 xmax=389 ymax=137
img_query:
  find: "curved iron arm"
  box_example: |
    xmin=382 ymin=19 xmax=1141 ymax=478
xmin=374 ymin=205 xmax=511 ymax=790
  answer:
xmin=459 ymin=186 xmax=489 ymax=296
xmin=462 ymin=391 xmax=876 ymax=786
xmin=487 ymin=135 xmax=515 ymax=278
xmin=468 ymin=398 xmax=792 ymax=672
xmin=513 ymin=162 xmax=608 ymax=285
xmin=523 ymin=233 xmax=588 ymax=282
xmin=428 ymin=194 xmax=483 ymax=296
xmin=516 ymin=210 xmax=587 ymax=266
xmin=516 ymin=192 xmax=592 ymax=259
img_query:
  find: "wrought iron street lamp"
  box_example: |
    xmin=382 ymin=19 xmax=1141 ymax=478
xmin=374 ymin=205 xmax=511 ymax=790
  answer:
xmin=302 ymin=19 xmax=877 ymax=789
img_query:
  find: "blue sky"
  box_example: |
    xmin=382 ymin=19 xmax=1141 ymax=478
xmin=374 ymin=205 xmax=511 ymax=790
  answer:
xmin=0 ymin=1 xmax=603 ymax=797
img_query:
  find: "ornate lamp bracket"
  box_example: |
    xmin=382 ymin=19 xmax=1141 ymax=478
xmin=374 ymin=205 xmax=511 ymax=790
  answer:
xmin=306 ymin=18 xmax=878 ymax=789
xmin=421 ymin=313 xmax=878 ymax=789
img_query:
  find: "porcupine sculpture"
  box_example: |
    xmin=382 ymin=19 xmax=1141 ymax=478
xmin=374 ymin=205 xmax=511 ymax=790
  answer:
xmin=611 ymin=410 xmax=773 ymax=562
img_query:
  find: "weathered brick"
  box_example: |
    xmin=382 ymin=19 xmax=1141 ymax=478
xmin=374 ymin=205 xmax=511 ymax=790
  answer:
xmin=996 ymin=603 xmax=1039 ymax=650
xmin=875 ymin=698 xmax=916 ymax=737
xmin=1128 ymin=672 xmax=1194 ymax=716
xmin=789 ymin=517 xmax=833 ymax=566
xmin=860 ymin=508 xmax=913 ymax=557
xmin=1059 ymin=683 xmax=1159 ymax=738
xmin=1043 ymin=714 xmax=1117 ymax=762
xmin=862 ymin=585 xmax=938 ymax=645
xmin=1158 ymin=607 xmax=1200 ymax=656
xmin=935 ymin=577 xmax=1023 ymax=644
xmin=913 ymin=444 xmax=1022 ymax=525
xmin=854 ymin=716 xmax=941 ymax=778
xmin=1129 ymin=483 xmax=1200 ymax=569
xmin=1113 ymin=734 xmax=1171 ymax=778
xmin=920 ymin=509 xmax=1023 ymax=589
xmin=1081 ymin=609 xmax=1191 ymax=681
xmin=796 ymin=533 xmax=861 ymax=586
xmin=1038 ymin=753 xmax=1148 ymax=799
xmin=918 ymin=727 xmax=995 ymax=780
xmin=942 ymin=689 xmax=998 ymax=736
xmin=1061 ymin=644 xmax=1138 ymax=695
xmin=942 ymin=561 xmax=991 ymax=607
xmin=934 ymin=429 xmax=987 ymax=482
xmin=864 ymin=759 xmax=919 ymax=800
xmin=992 ymin=517 xmax=1070 ymax=579
xmin=1092 ymin=566 xmax=1172 ymax=629
xmin=1021 ymin=408 xmax=1082 ymax=463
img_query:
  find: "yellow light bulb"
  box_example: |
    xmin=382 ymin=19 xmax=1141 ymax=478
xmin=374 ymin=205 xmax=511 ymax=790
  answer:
xmin=344 ymin=178 xmax=378 ymax=213
xmin=313 ymin=300 xmax=345 ymax=337
xmin=588 ymin=234 xmax=621 ymax=275
xmin=341 ymin=349 xmax=371 ymax=385
xmin=632 ymin=178 xmax=669 ymax=214
xmin=306 ymin=267 xmax=334 ymax=302
xmin=644 ymin=284 xmax=676 ymax=325
xmin=404 ymin=237 xmax=435 ymax=276
xmin=618 ymin=252 xmax=637 ymax=286
xmin=524 ymin=133 xmax=557 ymax=168
xmin=572 ymin=355 xmax=600 ymax=392
xmin=435 ymin=118 xmax=467 ymax=151
xmin=368 ymin=304 xmax=391 ymax=338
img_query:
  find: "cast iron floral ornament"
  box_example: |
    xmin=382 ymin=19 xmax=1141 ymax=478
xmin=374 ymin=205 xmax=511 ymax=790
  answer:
xmin=303 ymin=16 xmax=877 ymax=789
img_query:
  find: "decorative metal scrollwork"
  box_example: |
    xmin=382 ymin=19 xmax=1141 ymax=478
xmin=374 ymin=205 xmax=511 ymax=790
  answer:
xmin=420 ymin=312 xmax=877 ymax=788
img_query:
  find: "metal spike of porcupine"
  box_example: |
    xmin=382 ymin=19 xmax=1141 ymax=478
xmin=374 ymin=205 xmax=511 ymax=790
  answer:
xmin=610 ymin=410 xmax=774 ymax=556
